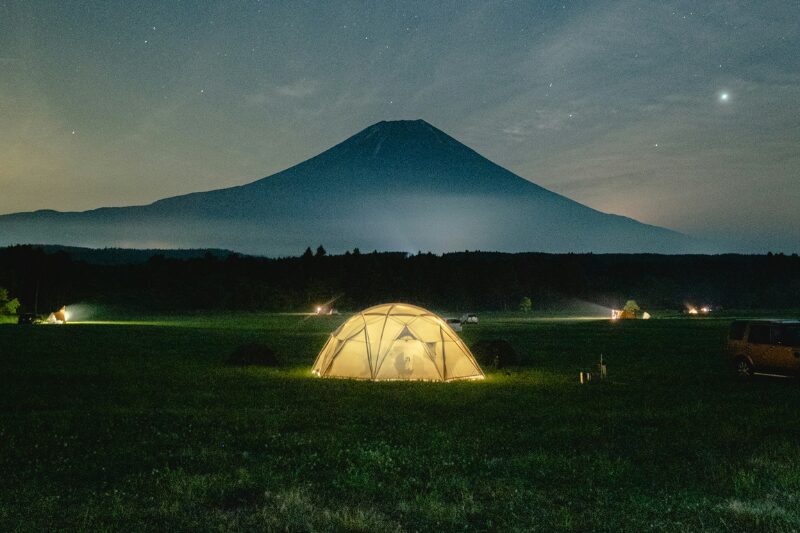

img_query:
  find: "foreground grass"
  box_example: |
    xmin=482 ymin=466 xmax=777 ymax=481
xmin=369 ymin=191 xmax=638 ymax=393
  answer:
xmin=1 ymin=313 xmax=800 ymax=531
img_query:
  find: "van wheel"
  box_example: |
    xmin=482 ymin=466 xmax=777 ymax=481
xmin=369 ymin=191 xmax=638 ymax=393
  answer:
xmin=735 ymin=357 xmax=753 ymax=380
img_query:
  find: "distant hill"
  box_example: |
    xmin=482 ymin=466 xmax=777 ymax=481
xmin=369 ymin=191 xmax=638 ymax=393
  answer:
xmin=0 ymin=119 xmax=704 ymax=255
xmin=28 ymin=245 xmax=238 ymax=265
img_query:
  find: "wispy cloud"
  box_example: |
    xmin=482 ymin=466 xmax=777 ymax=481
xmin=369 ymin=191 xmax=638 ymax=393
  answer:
xmin=274 ymin=79 xmax=319 ymax=98
xmin=245 ymin=79 xmax=320 ymax=107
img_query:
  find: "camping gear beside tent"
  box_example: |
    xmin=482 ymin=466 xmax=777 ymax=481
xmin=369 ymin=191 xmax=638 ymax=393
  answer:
xmin=17 ymin=313 xmax=36 ymax=325
xmin=312 ymin=303 xmax=484 ymax=381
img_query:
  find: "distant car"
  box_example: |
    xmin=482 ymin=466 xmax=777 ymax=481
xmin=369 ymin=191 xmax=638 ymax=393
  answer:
xmin=445 ymin=318 xmax=463 ymax=332
xmin=461 ymin=313 xmax=479 ymax=324
xmin=17 ymin=313 xmax=36 ymax=325
xmin=727 ymin=319 xmax=800 ymax=378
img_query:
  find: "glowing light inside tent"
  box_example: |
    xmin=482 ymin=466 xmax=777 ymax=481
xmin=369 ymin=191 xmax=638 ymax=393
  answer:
xmin=688 ymin=307 xmax=699 ymax=315
xmin=312 ymin=303 xmax=484 ymax=382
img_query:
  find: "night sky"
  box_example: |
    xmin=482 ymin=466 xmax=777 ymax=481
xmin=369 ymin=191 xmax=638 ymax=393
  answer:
xmin=2 ymin=1 xmax=798 ymax=250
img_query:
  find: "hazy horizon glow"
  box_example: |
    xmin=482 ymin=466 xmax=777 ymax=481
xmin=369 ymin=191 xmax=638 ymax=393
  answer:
xmin=1 ymin=1 xmax=798 ymax=251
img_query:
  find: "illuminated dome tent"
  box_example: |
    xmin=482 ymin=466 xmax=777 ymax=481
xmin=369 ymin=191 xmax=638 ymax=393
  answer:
xmin=46 ymin=306 xmax=68 ymax=324
xmin=312 ymin=303 xmax=484 ymax=381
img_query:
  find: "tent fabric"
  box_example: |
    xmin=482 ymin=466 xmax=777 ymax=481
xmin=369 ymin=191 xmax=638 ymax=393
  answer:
xmin=312 ymin=303 xmax=484 ymax=381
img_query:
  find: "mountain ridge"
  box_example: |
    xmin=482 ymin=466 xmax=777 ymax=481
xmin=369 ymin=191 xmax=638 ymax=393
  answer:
xmin=0 ymin=119 xmax=701 ymax=255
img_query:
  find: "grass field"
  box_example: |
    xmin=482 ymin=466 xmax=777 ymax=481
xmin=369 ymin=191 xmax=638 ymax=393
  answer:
xmin=2 ymin=311 xmax=800 ymax=531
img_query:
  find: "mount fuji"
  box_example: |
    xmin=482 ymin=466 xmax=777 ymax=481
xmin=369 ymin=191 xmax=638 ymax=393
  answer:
xmin=0 ymin=119 xmax=700 ymax=255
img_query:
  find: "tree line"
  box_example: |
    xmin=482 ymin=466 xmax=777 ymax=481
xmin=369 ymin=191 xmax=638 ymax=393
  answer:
xmin=0 ymin=245 xmax=798 ymax=314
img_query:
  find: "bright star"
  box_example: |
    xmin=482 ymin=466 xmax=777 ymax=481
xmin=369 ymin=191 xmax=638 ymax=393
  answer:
xmin=719 ymin=91 xmax=730 ymax=103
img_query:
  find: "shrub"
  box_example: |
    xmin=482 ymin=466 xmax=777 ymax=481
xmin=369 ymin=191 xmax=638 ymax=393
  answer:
xmin=226 ymin=343 xmax=279 ymax=367
xmin=0 ymin=287 xmax=20 ymax=316
xmin=470 ymin=339 xmax=519 ymax=368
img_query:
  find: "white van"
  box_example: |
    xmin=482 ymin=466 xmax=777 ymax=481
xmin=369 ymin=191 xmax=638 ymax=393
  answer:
xmin=445 ymin=318 xmax=463 ymax=332
xmin=461 ymin=313 xmax=479 ymax=324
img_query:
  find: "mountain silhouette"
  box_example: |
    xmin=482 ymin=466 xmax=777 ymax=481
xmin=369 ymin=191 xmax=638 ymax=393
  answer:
xmin=0 ymin=119 xmax=701 ymax=255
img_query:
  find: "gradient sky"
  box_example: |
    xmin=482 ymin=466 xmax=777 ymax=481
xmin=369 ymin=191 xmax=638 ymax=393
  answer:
xmin=2 ymin=1 xmax=798 ymax=250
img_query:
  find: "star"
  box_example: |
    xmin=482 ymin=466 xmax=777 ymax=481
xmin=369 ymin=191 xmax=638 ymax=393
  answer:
xmin=719 ymin=91 xmax=730 ymax=103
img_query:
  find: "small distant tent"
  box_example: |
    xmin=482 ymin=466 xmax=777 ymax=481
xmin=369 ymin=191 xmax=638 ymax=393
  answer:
xmin=46 ymin=306 xmax=67 ymax=324
xmin=312 ymin=303 xmax=484 ymax=381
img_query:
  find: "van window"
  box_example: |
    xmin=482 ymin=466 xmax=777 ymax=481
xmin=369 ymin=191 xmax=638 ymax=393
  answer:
xmin=729 ymin=321 xmax=747 ymax=340
xmin=775 ymin=325 xmax=800 ymax=347
xmin=747 ymin=324 xmax=771 ymax=344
